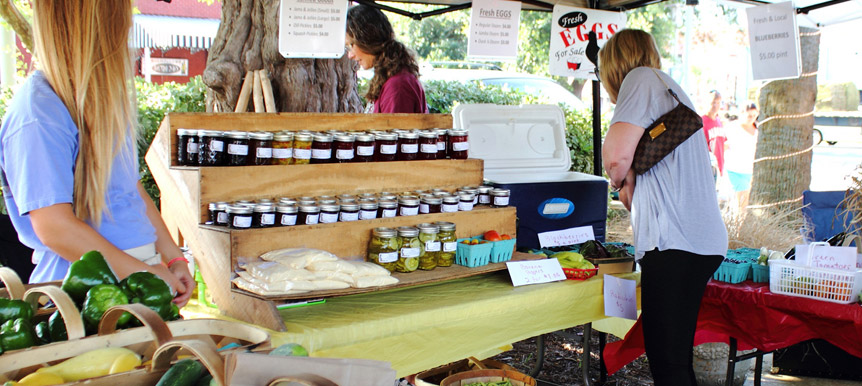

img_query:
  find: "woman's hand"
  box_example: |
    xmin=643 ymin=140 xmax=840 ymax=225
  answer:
xmin=618 ymin=169 xmax=637 ymax=211
xmin=147 ymin=263 xmax=185 ymax=298
xmin=169 ymin=261 xmax=194 ymax=307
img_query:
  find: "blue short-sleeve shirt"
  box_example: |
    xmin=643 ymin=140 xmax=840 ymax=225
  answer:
xmin=0 ymin=71 xmax=156 ymax=283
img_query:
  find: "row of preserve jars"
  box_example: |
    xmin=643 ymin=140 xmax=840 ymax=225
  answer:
xmin=367 ymin=223 xmax=457 ymax=273
xmin=206 ymin=187 xmax=510 ymax=229
xmin=176 ymin=128 xmax=469 ymax=166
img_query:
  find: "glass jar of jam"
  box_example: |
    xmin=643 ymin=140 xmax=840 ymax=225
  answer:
xmin=398 ymin=196 xmax=420 ymax=216
xmin=298 ymin=197 xmax=317 ymax=206
xmin=319 ymin=204 xmax=340 ymax=224
xmin=434 ymin=221 xmax=457 ymax=267
xmin=297 ymin=205 xmax=320 ymax=225
xmin=448 ymin=128 xmax=469 ymax=160
xmin=337 ymin=194 xmax=356 ymax=203
xmin=359 ymin=192 xmax=377 ymax=200
xmin=397 ymin=131 xmax=419 ymax=161
xmin=441 ymin=195 xmax=459 ymax=213
xmin=417 ymin=223 xmax=440 ymax=270
xmin=420 ymin=195 xmax=442 ymax=214
xmin=458 ymin=192 xmax=475 ymax=211
xmin=177 ymin=128 xmax=198 ymax=166
xmin=374 ymin=132 xmax=398 ymax=162
xmin=226 ymin=131 xmax=250 ymax=166
xmin=354 ymin=133 xmax=375 ymax=162
xmin=378 ymin=200 xmax=398 ymax=218
xmin=292 ymin=132 xmax=313 ymax=164
xmin=272 ymin=132 xmax=294 ymax=165
xmin=396 ymin=226 xmax=421 ymax=273
xmin=491 ymin=188 xmax=511 ymax=208
xmin=418 ymin=130 xmax=438 ymax=161
xmin=368 ymin=227 xmax=399 ymax=272
xmin=198 ymin=130 xmax=226 ymax=166
xmin=252 ymin=203 xmax=276 ymax=228
xmin=207 ymin=201 xmax=228 ymax=225
xmin=460 ymin=187 xmax=479 ymax=205
xmin=339 ymin=203 xmax=360 ymax=222
xmin=334 ymin=133 xmax=355 ymax=163
xmin=311 ymin=133 xmax=334 ymax=164
xmin=378 ymin=193 xmax=397 ymax=202
xmin=359 ymin=201 xmax=379 ymax=220
xmin=248 ymin=131 xmax=273 ymax=165
xmin=478 ymin=186 xmax=493 ymax=205
xmin=435 ymin=128 xmax=448 ymax=158
xmin=278 ymin=197 xmax=297 ymax=206
xmin=276 ymin=204 xmax=298 ymax=226
xmin=226 ymin=205 xmax=253 ymax=229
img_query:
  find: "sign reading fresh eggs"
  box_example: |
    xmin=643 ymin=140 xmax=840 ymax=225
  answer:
xmin=548 ymin=6 xmax=626 ymax=79
xmin=468 ymin=0 xmax=521 ymax=60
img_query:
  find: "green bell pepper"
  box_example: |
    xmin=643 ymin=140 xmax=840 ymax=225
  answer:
xmin=82 ymin=284 xmax=130 ymax=332
xmin=62 ymin=250 xmax=119 ymax=305
xmin=0 ymin=298 xmax=34 ymax=325
xmin=34 ymin=320 xmax=50 ymax=345
xmin=0 ymin=318 xmax=37 ymax=352
xmin=120 ymin=271 xmax=177 ymax=321
xmin=48 ymin=310 xmax=68 ymax=342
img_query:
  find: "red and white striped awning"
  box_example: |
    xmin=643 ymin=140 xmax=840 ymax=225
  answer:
xmin=133 ymin=14 xmax=220 ymax=50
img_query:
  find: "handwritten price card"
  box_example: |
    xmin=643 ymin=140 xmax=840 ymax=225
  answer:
xmin=604 ymin=274 xmax=637 ymax=320
xmin=795 ymin=244 xmax=857 ymax=271
xmin=537 ymin=225 xmax=595 ymax=248
xmin=506 ymin=259 xmax=566 ymax=287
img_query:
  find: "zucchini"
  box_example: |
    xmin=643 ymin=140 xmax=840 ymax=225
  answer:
xmin=155 ymin=359 xmax=204 ymax=386
xmin=195 ymin=373 xmax=213 ymax=386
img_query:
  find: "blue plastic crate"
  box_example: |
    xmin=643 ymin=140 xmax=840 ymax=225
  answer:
xmin=455 ymin=237 xmax=492 ymax=268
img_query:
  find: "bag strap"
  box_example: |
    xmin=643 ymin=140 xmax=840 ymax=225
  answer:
xmin=649 ymin=68 xmax=683 ymax=105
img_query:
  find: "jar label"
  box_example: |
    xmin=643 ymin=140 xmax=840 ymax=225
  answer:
xmin=453 ymin=141 xmax=470 ymax=151
xmin=256 ymin=147 xmax=273 ymax=158
xmin=442 ymin=204 xmax=458 ymax=213
xmin=273 ymin=148 xmax=293 ymax=159
xmin=380 ymin=144 xmax=397 ymax=154
xmin=437 ymin=141 xmax=446 ymax=151
xmin=420 ymin=144 xmax=437 ymax=153
xmin=400 ymin=144 xmax=419 ymax=154
xmin=228 ymin=143 xmax=249 ymax=156
xmin=458 ymin=201 xmax=474 ymax=211
xmin=187 ymin=142 xmax=199 ymax=154
xmin=280 ymin=214 xmax=297 ymax=226
xmin=425 ymin=241 xmax=441 ymax=252
xmin=401 ymin=247 xmax=420 ymax=258
xmin=261 ymin=213 xmax=275 ymax=225
xmin=233 ymin=215 xmax=252 ymax=228
xmin=379 ymin=252 xmax=398 ymax=263
xmin=320 ymin=212 xmax=339 ymax=223
xmin=419 ymin=203 xmax=430 ymax=214
xmin=336 ymin=149 xmax=355 ymax=160
xmin=479 ymin=194 xmax=491 ymax=204
xmin=216 ymin=212 xmax=228 ymax=224
xmin=359 ymin=209 xmax=377 ymax=220
xmin=443 ymin=242 xmax=457 ymax=252
xmin=340 ymin=211 xmax=359 ymax=221
xmin=382 ymin=208 xmax=397 ymax=218
xmin=494 ymin=196 xmax=510 ymax=206
xmin=357 ymin=145 xmax=374 ymax=156
xmin=294 ymin=148 xmax=312 ymax=160
xmin=400 ymin=206 xmax=419 ymax=216
xmin=304 ymin=213 xmax=319 ymax=225
xmin=211 ymin=140 xmax=224 ymax=152
xmin=312 ymin=148 xmax=332 ymax=159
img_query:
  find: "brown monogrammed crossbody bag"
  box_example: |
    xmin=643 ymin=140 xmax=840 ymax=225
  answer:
xmin=631 ymin=69 xmax=703 ymax=175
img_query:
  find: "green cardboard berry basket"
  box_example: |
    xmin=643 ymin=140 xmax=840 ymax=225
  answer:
xmin=489 ymin=238 xmax=517 ymax=263
xmin=456 ymin=237 xmax=493 ymax=268
xmin=713 ymin=261 xmax=752 ymax=284
xmin=751 ymin=264 xmax=770 ymax=283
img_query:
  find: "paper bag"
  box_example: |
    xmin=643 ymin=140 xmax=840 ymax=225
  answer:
xmin=224 ymin=352 xmax=396 ymax=386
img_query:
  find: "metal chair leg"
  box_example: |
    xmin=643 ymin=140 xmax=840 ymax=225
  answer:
xmin=529 ymin=334 xmax=545 ymax=377
xmin=583 ymin=323 xmax=593 ymax=386
xmin=599 ymin=331 xmax=608 ymax=385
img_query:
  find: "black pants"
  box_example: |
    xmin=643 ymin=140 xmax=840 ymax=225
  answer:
xmin=640 ymin=249 xmax=723 ymax=386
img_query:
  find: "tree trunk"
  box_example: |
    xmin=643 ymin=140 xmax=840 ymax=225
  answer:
xmin=203 ymin=0 xmax=362 ymax=113
xmin=750 ymin=26 xmax=820 ymax=213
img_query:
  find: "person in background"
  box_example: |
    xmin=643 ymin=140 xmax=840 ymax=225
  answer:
xmin=724 ymin=102 xmax=759 ymax=211
xmin=0 ymin=0 xmax=192 ymax=306
xmin=599 ymin=29 xmax=727 ymax=386
xmin=346 ymin=5 xmax=428 ymax=114
xmin=702 ymin=90 xmax=726 ymax=177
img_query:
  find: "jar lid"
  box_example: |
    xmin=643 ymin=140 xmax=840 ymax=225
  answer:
xmin=340 ymin=203 xmax=359 ymax=211
xmin=417 ymin=223 xmax=440 ymax=234
xmin=207 ymin=201 xmax=220 ymax=210
xmin=235 ymin=200 xmax=254 ymax=205
xmin=226 ymin=131 xmax=249 ymax=139
xmin=442 ymin=195 xmax=460 ymax=204
xmin=378 ymin=200 xmax=398 ymax=209
xmin=278 ymin=197 xmax=297 ymax=204
xmin=359 ymin=193 xmax=377 ymax=198
xmin=298 ymin=199 xmax=317 ymax=206
xmin=211 ymin=201 xmax=229 ymax=210
xmin=491 ymin=188 xmax=511 ymax=196
xmin=335 ymin=133 xmax=355 ymax=142
xmin=431 ymin=188 xmax=447 ymax=193
xmin=378 ymin=194 xmax=397 ymax=201
xmin=312 ymin=133 xmax=333 ymax=142
xmin=458 ymin=192 xmax=476 ymax=200
xmin=337 ymin=194 xmax=356 ymax=201
xmin=249 ymin=131 xmax=274 ymax=140
xmin=433 ymin=191 xmax=450 ymax=198
xmin=177 ymin=128 xmax=197 ymax=136
xmin=397 ymin=226 xmax=420 ymax=237
xmin=433 ymin=221 xmax=456 ymax=231
xmin=276 ymin=204 xmax=298 ymax=213
xmin=419 ymin=130 xmax=438 ymax=139
xmin=398 ymin=196 xmax=420 ymax=206
xmin=359 ymin=197 xmax=377 ymax=204
xmin=326 ymin=130 xmax=343 ymax=135
xmin=226 ymin=205 xmax=253 ymax=214
xmin=320 ymin=204 xmax=341 ymax=212
xmin=299 ymin=205 xmax=320 ymax=213
xmin=355 ymin=133 xmax=375 ymax=141
xmin=317 ymin=195 xmax=335 ymax=201
xmin=373 ymin=227 xmax=397 ymax=238
xmin=448 ymin=128 xmax=468 ymax=135
xmin=360 ymin=201 xmax=379 ymax=210
xmin=460 ymin=186 xmax=479 ymax=191
xmin=435 ymin=128 xmax=448 ymax=135
xmin=294 ymin=132 xmax=313 ymax=142
xmin=317 ymin=199 xmax=337 ymax=205
xmin=375 ymin=132 xmax=397 ymax=140
xmin=397 ymin=131 xmax=419 ymax=139
xmin=421 ymin=196 xmax=443 ymax=204
xmin=257 ymin=198 xmax=274 ymax=204
xmin=274 ymin=132 xmax=294 ymax=141
xmin=198 ymin=129 xmax=224 ymax=137
xmin=478 ymin=186 xmax=493 ymax=194
xmin=254 ymin=203 xmax=275 ymax=212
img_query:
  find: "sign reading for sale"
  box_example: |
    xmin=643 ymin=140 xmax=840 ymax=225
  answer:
xmin=548 ymin=6 xmax=626 ymax=80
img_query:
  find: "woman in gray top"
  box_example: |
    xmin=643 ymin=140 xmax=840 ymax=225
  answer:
xmin=599 ymin=29 xmax=728 ymax=385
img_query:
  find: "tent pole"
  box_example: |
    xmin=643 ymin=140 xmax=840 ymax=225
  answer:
xmin=592 ymin=80 xmax=602 ymax=177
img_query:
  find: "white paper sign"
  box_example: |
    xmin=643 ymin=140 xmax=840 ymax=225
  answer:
xmin=745 ymin=2 xmax=801 ymax=81
xmin=604 ymin=274 xmax=637 ymax=320
xmin=506 ymin=259 xmax=566 ymax=286
xmin=548 ymin=6 xmax=626 ymax=79
xmin=468 ymin=0 xmax=521 ymax=60
xmin=279 ymin=0 xmax=348 ymax=58
xmin=795 ymin=244 xmax=857 ymax=271
xmin=537 ymin=225 xmax=595 ymax=248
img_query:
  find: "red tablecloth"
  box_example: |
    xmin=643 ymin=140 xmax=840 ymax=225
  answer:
xmin=603 ymin=280 xmax=862 ymax=375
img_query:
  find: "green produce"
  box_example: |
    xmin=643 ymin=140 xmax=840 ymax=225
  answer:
xmin=120 ymin=271 xmax=177 ymax=321
xmin=0 ymin=298 xmax=34 ymax=325
xmin=0 ymin=318 xmax=37 ymax=352
xmin=604 ymin=244 xmax=630 ymax=258
xmin=62 ymin=250 xmax=119 ymax=305
xmin=155 ymin=358 xmax=204 ymax=386
xmin=551 ymin=252 xmax=594 ymax=269
xmin=34 ymin=321 xmax=50 ymax=345
xmin=269 ymin=343 xmax=309 ymax=357
xmin=579 ymin=240 xmax=609 ymax=260
xmin=47 ymin=310 xmax=68 ymax=342
xmin=82 ymin=284 xmax=130 ymax=331
xmin=195 ymin=373 xmax=213 ymax=386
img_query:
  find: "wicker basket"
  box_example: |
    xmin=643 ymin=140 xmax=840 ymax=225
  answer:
xmin=441 ymin=369 xmax=537 ymax=386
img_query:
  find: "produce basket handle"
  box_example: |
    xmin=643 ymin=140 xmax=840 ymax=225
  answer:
xmin=22 ymin=285 xmax=86 ymax=340
xmin=267 ymin=374 xmax=339 ymax=386
xmin=804 ymin=241 xmax=831 ymax=266
xmin=0 ymin=266 xmax=26 ymax=300
xmin=98 ymin=303 xmax=174 ymax=346
xmin=152 ymin=338 xmax=226 ymax=386
xmin=467 ymin=356 xmax=488 ymax=370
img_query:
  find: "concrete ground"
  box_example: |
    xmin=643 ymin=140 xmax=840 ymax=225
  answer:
xmin=743 ymin=354 xmax=861 ymax=386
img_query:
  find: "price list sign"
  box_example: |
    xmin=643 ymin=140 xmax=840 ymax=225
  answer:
xmin=468 ymin=0 xmax=521 ymax=60
xmin=746 ymin=1 xmax=801 ymax=81
xmin=279 ymin=0 xmax=348 ymax=58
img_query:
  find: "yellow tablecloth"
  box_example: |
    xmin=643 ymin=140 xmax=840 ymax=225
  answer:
xmin=185 ymin=271 xmax=640 ymax=377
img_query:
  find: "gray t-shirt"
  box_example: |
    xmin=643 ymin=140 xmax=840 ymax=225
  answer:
xmin=610 ymin=67 xmax=728 ymax=260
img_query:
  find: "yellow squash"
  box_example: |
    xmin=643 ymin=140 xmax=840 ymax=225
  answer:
xmin=35 ymin=347 xmax=141 ymax=381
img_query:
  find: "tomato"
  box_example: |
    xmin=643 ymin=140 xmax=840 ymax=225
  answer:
xmin=484 ymin=230 xmax=502 ymax=242
xmin=501 ymin=234 xmax=512 ymax=240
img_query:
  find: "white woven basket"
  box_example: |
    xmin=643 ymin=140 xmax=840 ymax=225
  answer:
xmin=769 ymin=242 xmax=862 ymax=304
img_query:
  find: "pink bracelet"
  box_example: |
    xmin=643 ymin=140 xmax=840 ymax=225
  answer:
xmin=166 ymin=256 xmax=189 ymax=268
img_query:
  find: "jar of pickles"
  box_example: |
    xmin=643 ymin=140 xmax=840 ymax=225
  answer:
xmin=448 ymin=128 xmax=469 ymax=160
xmin=398 ymin=196 xmax=420 ymax=216
xmin=359 ymin=201 xmax=379 ymax=220
xmin=441 ymin=195 xmax=459 ymax=213
xmin=276 ymin=204 xmax=298 ymax=226
xmin=198 ymin=130 xmax=225 ymax=166
xmin=374 ymin=132 xmax=398 ymax=162
xmin=334 ymin=133 xmax=355 ymax=163
xmin=226 ymin=205 xmax=253 ymax=229
xmin=396 ymin=226 xmax=421 ymax=273
xmin=368 ymin=227 xmax=400 ymax=272
xmin=491 ymin=188 xmax=511 ymax=208
xmin=311 ymin=133 xmax=334 ymax=164
xmin=354 ymin=133 xmax=375 ymax=162
xmin=292 ymin=132 xmax=313 ymax=164
xmin=417 ymin=223 xmax=440 ymax=270
xmin=397 ymin=131 xmax=419 ymax=161
xmin=434 ymin=221 xmax=457 ymax=267
xmin=378 ymin=200 xmax=397 ymax=218
xmin=248 ymin=131 xmax=274 ymax=165
xmin=252 ymin=203 xmax=276 ymax=228
xmin=272 ymin=132 xmax=294 ymax=165
xmin=418 ymin=130 xmax=438 ymax=160
xmin=226 ymin=131 xmax=250 ymax=166
xmin=177 ymin=128 xmax=198 ymax=166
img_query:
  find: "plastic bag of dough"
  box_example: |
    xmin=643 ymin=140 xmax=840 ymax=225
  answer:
xmin=307 ymin=260 xmax=358 ymax=274
xmin=232 ymin=276 xmax=308 ymax=295
xmin=353 ymin=275 xmax=400 ymax=288
xmin=246 ymin=261 xmax=317 ymax=282
xmin=313 ymin=270 xmax=354 ymax=284
xmin=312 ymin=280 xmax=351 ymax=290
xmin=350 ymin=261 xmax=392 ymax=277
xmin=289 ymin=280 xmax=317 ymax=291
xmin=260 ymin=248 xmax=338 ymax=268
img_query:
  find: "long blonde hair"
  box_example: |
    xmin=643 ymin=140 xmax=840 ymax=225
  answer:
xmin=32 ymin=0 xmax=136 ymax=225
xmin=599 ymin=29 xmax=662 ymax=104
